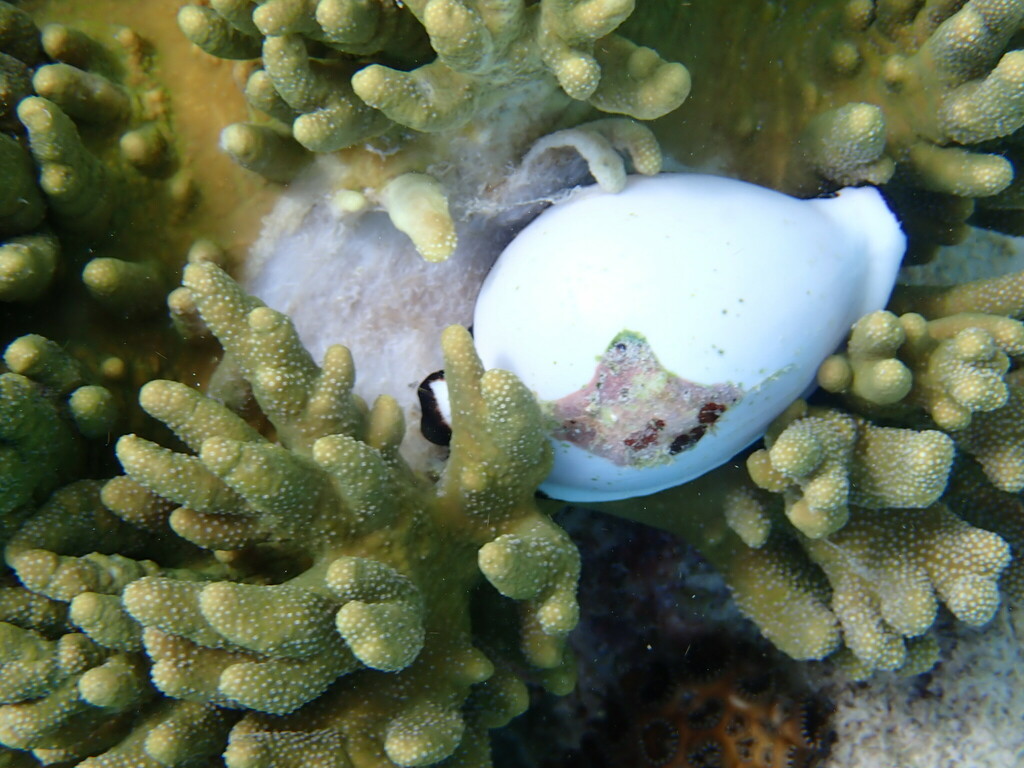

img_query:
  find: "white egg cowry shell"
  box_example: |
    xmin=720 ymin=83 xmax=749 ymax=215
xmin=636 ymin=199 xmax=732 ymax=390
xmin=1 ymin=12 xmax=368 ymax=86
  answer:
xmin=472 ymin=173 xmax=906 ymax=502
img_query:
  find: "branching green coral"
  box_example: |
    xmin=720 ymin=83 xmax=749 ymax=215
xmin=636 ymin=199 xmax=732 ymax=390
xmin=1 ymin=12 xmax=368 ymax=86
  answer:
xmin=181 ymin=0 xmax=688 ymax=153
xmin=0 ymin=264 xmax=578 ymax=767
xmin=819 ymin=308 xmax=1024 ymax=430
xmin=601 ymin=451 xmax=1012 ymax=678
xmin=18 ymin=95 xmax=114 ymax=235
xmin=622 ymin=0 xmax=1024 ymax=253
xmin=0 ymin=7 xmax=184 ymax=312
xmin=0 ymin=234 xmax=57 ymax=303
xmin=0 ymin=335 xmax=118 ymax=545
xmin=818 ymin=296 xmax=1024 ymax=497
xmin=181 ymin=0 xmax=687 ymax=263
xmin=0 ymin=546 xmax=231 ymax=764
xmin=670 ymin=300 xmax=1022 ymax=675
xmin=799 ymin=501 xmax=1009 ymax=673
xmin=0 ymin=482 xmax=196 ymax=762
xmin=593 ymin=285 xmax=1024 ymax=679
xmin=947 ymin=460 xmax=1024 ymax=604
xmin=746 ymin=401 xmax=954 ymax=539
xmin=955 ymin=368 xmax=1024 ymax=492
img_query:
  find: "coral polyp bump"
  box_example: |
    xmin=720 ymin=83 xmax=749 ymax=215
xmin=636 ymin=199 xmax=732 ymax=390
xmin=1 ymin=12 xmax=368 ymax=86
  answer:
xmin=473 ymin=173 xmax=906 ymax=501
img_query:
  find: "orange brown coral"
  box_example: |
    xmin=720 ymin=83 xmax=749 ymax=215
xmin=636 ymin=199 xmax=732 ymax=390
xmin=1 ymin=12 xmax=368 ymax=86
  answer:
xmin=618 ymin=638 xmax=834 ymax=768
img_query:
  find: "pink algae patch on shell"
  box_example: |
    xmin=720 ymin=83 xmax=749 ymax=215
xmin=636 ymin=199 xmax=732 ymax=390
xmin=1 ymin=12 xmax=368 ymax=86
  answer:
xmin=545 ymin=331 xmax=744 ymax=467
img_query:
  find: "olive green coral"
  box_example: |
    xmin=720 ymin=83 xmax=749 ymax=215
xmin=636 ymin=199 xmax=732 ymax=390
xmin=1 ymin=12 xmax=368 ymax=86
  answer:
xmin=181 ymin=0 xmax=687 ymax=263
xmin=181 ymin=0 xmax=688 ymax=153
xmin=602 ymin=453 xmax=1012 ymax=679
xmin=623 ymin=0 xmax=1024 ymax=254
xmin=717 ymin=296 xmax=1024 ymax=674
xmin=802 ymin=502 xmax=1009 ymax=673
xmin=1 ymin=263 xmax=578 ymax=767
xmin=819 ymin=309 xmax=1024 ymax=429
xmin=1 ymin=335 xmax=118 ymax=545
xmin=956 ymin=369 xmax=1024 ymax=492
xmin=0 ymin=482 xmax=173 ymax=761
xmin=746 ymin=401 xmax=954 ymax=539
xmin=594 ymin=283 xmax=1024 ymax=679
xmin=0 ymin=4 xmax=183 ymax=311
xmin=820 ymin=271 xmax=1024 ymax=496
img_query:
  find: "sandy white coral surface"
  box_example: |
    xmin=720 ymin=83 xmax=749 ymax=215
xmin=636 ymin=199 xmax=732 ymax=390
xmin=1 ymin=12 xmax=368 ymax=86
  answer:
xmin=819 ymin=606 xmax=1024 ymax=768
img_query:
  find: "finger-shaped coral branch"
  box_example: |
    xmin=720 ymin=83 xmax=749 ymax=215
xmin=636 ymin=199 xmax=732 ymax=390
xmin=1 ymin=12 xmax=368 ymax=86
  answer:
xmin=0 ymin=632 xmax=152 ymax=754
xmin=116 ymin=435 xmax=251 ymax=520
xmin=68 ymin=592 xmax=143 ymax=653
xmin=141 ymin=380 xmax=263 ymax=451
xmin=76 ymin=700 xmax=234 ymax=768
xmin=724 ymin=535 xmax=841 ymax=662
xmin=263 ymin=33 xmax=389 ymax=151
xmin=178 ymin=4 xmax=262 ymax=58
xmin=17 ymin=96 xmax=113 ymax=233
xmin=14 ymin=264 xmax=582 ymax=766
xmin=478 ymin=515 xmax=580 ymax=665
xmin=892 ymin=268 xmax=1024 ymax=320
xmin=327 ymin=556 xmax=425 ymax=671
xmin=379 ymin=173 xmax=457 ymax=262
xmin=955 ymin=368 xmax=1024 ymax=491
xmin=800 ymin=103 xmax=893 ymax=187
xmin=818 ymin=310 xmax=912 ymax=405
xmin=803 ymin=503 xmax=1010 ymax=672
xmin=31 ymin=62 xmax=129 ymax=124
xmin=747 ymin=404 xmax=953 ymax=539
xmin=5 ymin=482 xmax=157 ymax=603
xmin=589 ymin=34 xmax=690 ymax=119
xmin=219 ymin=122 xmax=311 ymax=183
xmin=440 ymin=325 xmax=553 ymax=513
xmin=351 ymin=59 xmax=481 ymax=133
xmin=182 ymin=261 xmax=366 ymax=451
xmin=905 ymin=313 xmax=1022 ymax=429
xmin=200 ymin=582 xmax=342 ymax=659
xmin=821 ymin=309 xmax=1024 ymax=430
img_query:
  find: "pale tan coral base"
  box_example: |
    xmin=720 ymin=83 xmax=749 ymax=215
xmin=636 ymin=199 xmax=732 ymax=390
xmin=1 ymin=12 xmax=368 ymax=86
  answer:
xmin=25 ymin=0 xmax=278 ymax=265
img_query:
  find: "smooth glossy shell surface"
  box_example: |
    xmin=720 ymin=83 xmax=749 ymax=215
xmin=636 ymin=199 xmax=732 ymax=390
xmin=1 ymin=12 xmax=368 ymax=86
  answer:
xmin=473 ymin=173 xmax=905 ymax=501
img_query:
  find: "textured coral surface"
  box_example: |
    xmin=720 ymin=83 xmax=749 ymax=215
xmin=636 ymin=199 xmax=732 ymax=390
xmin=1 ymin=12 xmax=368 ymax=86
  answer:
xmin=2 ymin=0 xmax=277 ymax=446
xmin=2 ymin=264 xmax=580 ymax=767
xmin=622 ymin=0 xmax=1024 ymax=261
xmin=603 ymin=266 xmax=1024 ymax=679
xmin=3 ymin=0 xmax=1024 ymax=767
